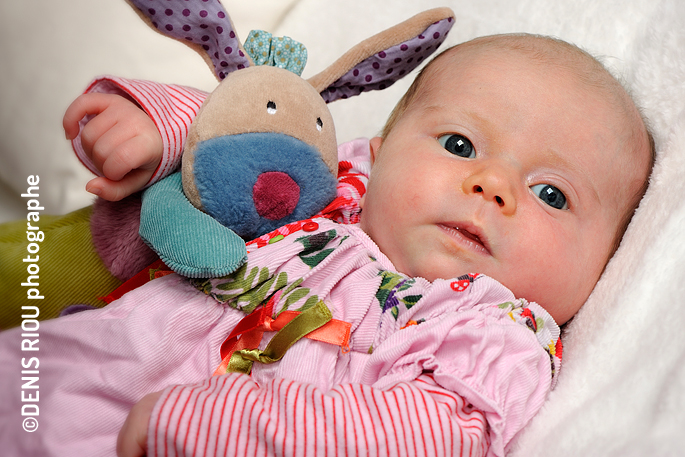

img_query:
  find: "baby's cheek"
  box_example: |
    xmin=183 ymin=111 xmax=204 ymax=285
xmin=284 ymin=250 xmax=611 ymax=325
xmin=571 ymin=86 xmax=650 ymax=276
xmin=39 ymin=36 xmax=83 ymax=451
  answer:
xmin=531 ymin=263 xmax=592 ymax=324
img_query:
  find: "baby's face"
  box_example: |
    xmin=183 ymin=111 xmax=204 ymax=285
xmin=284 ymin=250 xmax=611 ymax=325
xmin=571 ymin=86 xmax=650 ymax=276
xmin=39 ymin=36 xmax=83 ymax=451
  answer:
xmin=360 ymin=47 xmax=649 ymax=324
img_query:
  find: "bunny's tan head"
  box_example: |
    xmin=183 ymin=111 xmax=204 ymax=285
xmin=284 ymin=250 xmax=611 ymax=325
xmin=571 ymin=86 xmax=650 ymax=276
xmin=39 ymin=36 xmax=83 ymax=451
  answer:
xmin=181 ymin=66 xmax=338 ymax=207
xmin=127 ymin=0 xmax=456 ymax=239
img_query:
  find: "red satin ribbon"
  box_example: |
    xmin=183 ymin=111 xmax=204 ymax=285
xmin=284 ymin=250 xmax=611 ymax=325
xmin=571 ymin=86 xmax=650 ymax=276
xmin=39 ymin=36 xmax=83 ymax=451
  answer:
xmin=100 ymin=259 xmax=172 ymax=303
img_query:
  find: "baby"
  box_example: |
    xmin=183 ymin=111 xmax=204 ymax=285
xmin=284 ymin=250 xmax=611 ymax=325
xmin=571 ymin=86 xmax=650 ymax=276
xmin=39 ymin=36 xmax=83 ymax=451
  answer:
xmin=0 ymin=34 xmax=653 ymax=457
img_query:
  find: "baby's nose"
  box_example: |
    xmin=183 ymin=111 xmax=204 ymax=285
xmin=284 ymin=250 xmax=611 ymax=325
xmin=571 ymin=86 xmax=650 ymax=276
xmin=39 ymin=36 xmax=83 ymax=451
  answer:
xmin=462 ymin=166 xmax=517 ymax=215
xmin=252 ymin=171 xmax=300 ymax=220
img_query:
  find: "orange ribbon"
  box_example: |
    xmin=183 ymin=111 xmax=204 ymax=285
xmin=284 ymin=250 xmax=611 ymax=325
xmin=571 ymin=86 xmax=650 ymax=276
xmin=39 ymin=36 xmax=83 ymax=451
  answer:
xmin=213 ymin=292 xmax=351 ymax=376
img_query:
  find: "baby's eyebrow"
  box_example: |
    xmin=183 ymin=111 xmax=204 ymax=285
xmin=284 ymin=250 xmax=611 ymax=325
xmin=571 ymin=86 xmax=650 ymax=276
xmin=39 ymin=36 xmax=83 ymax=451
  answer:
xmin=422 ymin=103 xmax=497 ymax=132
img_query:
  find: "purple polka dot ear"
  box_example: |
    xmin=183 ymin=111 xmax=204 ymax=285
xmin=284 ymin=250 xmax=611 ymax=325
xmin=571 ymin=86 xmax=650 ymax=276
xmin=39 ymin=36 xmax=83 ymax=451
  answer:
xmin=309 ymin=9 xmax=455 ymax=104
xmin=126 ymin=0 xmax=251 ymax=80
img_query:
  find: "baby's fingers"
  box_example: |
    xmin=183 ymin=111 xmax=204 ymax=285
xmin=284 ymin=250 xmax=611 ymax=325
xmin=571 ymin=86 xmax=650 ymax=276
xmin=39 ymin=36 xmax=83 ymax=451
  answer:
xmin=116 ymin=391 xmax=162 ymax=457
xmin=100 ymin=133 xmax=160 ymax=182
xmin=63 ymin=93 xmax=118 ymax=140
xmin=78 ymin=110 xmax=121 ymax=170
xmin=86 ymin=171 xmax=152 ymax=201
xmin=86 ymin=134 xmax=161 ymax=200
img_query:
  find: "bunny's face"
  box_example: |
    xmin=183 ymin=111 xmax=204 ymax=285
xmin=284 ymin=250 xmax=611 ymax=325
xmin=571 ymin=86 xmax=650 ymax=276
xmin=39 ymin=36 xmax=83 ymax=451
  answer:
xmin=182 ymin=65 xmax=338 ymax=196
xmin=181 ymin=66 xmax=339 ymax=240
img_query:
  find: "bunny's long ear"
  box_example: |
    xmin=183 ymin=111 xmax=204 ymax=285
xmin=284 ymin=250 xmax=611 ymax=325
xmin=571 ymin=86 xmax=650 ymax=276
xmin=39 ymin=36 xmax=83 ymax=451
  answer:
xmin=125 ymin=0 xmax=253 ymax=81
xmin=308 ymin=8 xmax=455 ymax=103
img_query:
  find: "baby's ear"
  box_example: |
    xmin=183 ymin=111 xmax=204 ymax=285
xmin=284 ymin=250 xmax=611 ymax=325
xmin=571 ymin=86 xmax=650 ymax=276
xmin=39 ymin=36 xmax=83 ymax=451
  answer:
xmin=369 ymin=136 xmax=383 ymax=165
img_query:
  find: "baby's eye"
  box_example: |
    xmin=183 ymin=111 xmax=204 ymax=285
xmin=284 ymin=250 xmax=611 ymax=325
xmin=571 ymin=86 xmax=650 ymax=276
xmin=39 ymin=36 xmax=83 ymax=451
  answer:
xmin=531 ymin=184 xmax=568 ymax=210
xmin=438 ymin=134 xmax=476 ymax=159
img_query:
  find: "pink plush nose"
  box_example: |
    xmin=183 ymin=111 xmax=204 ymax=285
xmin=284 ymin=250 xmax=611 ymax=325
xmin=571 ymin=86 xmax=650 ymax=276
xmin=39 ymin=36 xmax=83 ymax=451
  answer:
xmin=253 ymin=171 xmax=301 ymax=220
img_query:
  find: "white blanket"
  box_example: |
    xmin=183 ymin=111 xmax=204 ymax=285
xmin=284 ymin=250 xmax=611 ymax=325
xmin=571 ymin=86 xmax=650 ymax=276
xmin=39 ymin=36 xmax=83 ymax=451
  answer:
xmin=1 ymin=0 xmax=684 ymax=454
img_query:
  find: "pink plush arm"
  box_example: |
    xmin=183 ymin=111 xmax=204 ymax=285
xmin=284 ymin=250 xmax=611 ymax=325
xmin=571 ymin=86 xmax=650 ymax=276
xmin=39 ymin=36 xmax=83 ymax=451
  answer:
xmin=72 ymin=76 xmax=208 ymax=186
xmin=148 ymin=372 xmax=489 ymax=457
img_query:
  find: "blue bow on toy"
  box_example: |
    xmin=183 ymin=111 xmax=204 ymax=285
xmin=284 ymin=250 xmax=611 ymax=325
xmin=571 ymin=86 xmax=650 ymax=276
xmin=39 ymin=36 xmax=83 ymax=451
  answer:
xmin=243 ymin=30 xmax=308 ymax=76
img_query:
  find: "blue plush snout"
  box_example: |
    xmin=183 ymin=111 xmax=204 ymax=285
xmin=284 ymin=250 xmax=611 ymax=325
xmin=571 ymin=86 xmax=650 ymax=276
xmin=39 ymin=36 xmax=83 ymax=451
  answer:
xmin=192 ymin=132 xmax=338 ymax=240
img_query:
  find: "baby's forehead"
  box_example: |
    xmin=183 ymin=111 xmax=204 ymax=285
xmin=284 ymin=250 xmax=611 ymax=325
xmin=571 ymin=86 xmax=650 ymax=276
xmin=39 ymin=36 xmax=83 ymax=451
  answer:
xmin=423 ymin=36 xmax=643 ymax=139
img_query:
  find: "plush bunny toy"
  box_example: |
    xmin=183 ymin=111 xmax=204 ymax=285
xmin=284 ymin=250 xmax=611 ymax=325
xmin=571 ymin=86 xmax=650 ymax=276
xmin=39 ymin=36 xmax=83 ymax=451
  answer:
xmin=126 ymin=0 xmax=455 ymax=278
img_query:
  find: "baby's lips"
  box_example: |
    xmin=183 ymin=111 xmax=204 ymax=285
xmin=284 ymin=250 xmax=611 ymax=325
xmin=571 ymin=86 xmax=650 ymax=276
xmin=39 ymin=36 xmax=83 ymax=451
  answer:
xmin=439 ymin=221 xmax=492 ymax=255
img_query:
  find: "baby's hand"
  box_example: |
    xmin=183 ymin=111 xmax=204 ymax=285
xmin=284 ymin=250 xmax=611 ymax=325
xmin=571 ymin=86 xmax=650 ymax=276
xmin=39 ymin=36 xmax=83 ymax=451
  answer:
xmin=63 ymin=93 xmax=163 ymax=201
xmin=117 ymin=390 xmax=162 ymax=457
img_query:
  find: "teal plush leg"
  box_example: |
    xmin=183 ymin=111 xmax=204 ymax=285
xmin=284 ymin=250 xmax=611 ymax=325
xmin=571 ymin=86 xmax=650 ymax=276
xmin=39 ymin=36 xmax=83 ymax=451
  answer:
xmin=139 ymin=172 xmax=247 ymax=278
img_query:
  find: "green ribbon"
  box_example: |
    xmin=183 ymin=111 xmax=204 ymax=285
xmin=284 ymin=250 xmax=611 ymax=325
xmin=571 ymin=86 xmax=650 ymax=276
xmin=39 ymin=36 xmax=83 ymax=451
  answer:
xmin=243 ymin=30 xmax=308 ymax=76
xmin=227 ymin=300 xmax=332 ymax=374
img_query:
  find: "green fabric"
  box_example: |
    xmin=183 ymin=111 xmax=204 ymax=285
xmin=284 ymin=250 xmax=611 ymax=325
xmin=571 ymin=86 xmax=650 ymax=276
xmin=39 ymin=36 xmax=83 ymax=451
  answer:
xmin=0 ymin=206 xmax=121 ymax=329
xmin=227 ymin=299 xmax=332 ymax=374
xmin=139 ymin=172 xmax=248 ymax=278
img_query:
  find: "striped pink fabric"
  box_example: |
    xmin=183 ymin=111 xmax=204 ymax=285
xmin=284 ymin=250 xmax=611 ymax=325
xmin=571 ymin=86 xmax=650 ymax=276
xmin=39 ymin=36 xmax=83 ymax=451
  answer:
xmin=150 ymin=373 xmax=489 ymax=457
xmin=72 ymin=76 xmax=208 ymax=185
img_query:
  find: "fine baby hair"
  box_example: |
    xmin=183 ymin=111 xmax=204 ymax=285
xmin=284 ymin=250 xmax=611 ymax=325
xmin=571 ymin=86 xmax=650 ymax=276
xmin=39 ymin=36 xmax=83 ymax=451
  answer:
xmin=125 ymin=0 xmax=456 ymax=277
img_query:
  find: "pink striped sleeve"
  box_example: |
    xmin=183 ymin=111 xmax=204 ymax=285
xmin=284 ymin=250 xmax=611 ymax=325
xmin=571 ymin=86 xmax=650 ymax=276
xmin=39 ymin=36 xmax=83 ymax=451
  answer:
xmin=72 ymin=76 xmax=208 ymax=186
xmin=148 ymin=373 xmax=489 ymax=457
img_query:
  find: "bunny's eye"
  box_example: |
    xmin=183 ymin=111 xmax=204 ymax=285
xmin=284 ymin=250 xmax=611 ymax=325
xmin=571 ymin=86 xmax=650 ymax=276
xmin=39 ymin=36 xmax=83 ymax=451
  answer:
xmin=316 ymin=117 xmax=323 ymax=131
xmin=267 ymin=101 xmax=277 ymax=114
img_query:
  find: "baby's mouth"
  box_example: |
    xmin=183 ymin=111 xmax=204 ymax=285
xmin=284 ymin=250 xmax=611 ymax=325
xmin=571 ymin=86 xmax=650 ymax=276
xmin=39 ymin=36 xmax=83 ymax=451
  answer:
xmin=438 ymin=223 xmax=491 ymax=255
